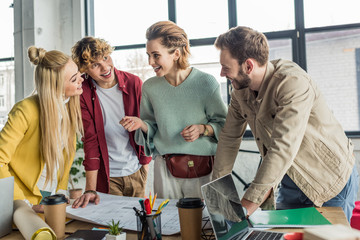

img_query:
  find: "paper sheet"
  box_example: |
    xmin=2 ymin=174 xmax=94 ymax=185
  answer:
xmin=66 ymin=192 xmax=180 ymax=235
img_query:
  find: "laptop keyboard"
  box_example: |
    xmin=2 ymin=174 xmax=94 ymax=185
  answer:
xmin=246 ymin=230 xmax=283 ymax=240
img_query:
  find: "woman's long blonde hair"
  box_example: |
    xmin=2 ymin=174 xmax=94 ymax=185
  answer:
xmin=28 ymin=46 xmax=83 ymax=186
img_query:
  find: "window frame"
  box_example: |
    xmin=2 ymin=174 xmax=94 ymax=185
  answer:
xmin=86 ymin=0 xmax=360 ymax=137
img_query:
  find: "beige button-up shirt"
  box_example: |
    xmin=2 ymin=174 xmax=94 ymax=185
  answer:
xmin=213 ymin=59 xmax=354 ymax=207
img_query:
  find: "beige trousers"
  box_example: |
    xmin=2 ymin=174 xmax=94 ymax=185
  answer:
xmin=109 ymin=166 xmax=147 ymax=197
xmin=153 ymin=155 xmax=211 ymax=199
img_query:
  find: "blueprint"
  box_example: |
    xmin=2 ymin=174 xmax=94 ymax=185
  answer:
xmin=66 ymin=192 xmax=180 ymax=235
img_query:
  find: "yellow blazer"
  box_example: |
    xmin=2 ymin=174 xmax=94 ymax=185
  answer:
xmin=0 ymin=95 xmax=75 ymax=204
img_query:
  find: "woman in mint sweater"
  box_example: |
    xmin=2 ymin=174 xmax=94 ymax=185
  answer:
xmin=120 ymin=21 xmax=227 ymax=199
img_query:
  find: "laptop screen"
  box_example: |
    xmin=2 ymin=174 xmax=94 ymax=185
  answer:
xmin=0 ymin=176 xmax=14 ymax=237
xmin=201 ymin=174 xmax=250 ymax=240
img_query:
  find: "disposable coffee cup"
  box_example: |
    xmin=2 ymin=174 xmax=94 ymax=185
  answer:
xmin=41 ymin=194 xmax=67 ymax=239
xmin=176 ymin=198 xmax=204 ymax=240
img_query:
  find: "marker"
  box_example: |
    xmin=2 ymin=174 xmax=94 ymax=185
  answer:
xmin=139 ymin=199 xmax=145 ymax=211
xmin=133 ymin=207 xmax=141 ymax=216
xmin=144 ymin=199 xmax=156 ymax=239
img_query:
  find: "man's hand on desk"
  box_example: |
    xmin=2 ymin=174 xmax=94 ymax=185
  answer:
xmin=240 ymin=198 xmax=260 ymax=216
xmin=72 ymin=190 xmax=100 ymax=208
xmin=241 ymin=188 xmax=273 ymax=216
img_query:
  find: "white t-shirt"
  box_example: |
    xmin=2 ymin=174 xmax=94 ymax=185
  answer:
xmin=94 ymin=80 xmax=141 ymax=177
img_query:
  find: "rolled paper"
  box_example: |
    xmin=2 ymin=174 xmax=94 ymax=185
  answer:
xmin=32 ymin=228 xmax=55 ymax=240
xmin=13 ymin=200 xmax=56 ymax=240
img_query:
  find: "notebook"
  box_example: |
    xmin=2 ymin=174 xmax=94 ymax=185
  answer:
xmin=0 ymin=176 xmax=14 ymax=238
xmin=65 ymin=229 xmax=108 ymax=240
xmin=249 ymin=207 xmax=331 ymax=228
xmin=201 ymin=174 xmax=283 ymax=240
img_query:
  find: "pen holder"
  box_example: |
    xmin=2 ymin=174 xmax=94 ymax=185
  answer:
xmin=136 ymin=211 xmax=162 ymax=240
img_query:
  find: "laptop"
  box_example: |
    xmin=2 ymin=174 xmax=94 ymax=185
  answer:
xmin=0 ymin=176 xmax=14 ymax=237
xmin=201 ymin=174 xmax=283 ymax=240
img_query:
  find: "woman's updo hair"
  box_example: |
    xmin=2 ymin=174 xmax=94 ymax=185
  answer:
xmin=27 ymin=46 xmax=70 ymax=101
xmin=27 ymin=46 xmax=70 ymax=70
xmin=28 ymin=46 xmax=47 ymax=65
xmin=146 ymin=21 xmax=190 ymax=70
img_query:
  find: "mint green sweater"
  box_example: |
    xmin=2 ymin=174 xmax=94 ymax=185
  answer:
xmin=135 ymin=68 xmax=227 ymax=156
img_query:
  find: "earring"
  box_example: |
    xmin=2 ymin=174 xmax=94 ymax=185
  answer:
xmin=84 ymin=73 xmax=89 ymax=79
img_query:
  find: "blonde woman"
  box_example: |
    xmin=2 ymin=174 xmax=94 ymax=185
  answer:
xmin=0 ymin=46 xmax=83 ymax=212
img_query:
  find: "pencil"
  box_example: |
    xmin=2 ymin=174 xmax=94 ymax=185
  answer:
xmin=152 ymin=193 xmax=157 ymax=210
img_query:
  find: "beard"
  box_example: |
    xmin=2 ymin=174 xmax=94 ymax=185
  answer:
xmin=229 ymin=68 xmax=251 ymax=90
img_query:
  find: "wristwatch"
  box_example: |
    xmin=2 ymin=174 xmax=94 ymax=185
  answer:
xmin=202 ymin=124 xmax=209 ymax=136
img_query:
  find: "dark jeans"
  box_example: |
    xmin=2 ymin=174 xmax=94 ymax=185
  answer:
xmin=277 ymin=166 xmax=359 ymax=222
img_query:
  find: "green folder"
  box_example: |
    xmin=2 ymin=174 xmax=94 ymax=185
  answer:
xmin=249 ymin=207 xmax=332 ymax=228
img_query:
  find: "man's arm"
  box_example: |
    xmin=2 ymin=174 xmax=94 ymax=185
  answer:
xmin=72 ymin=170 xmax=100 ymax=208
xmin=212 ymin=91 xmax=247 ymax=179
xmin=241 ymin=188 xmax=272 ymax=216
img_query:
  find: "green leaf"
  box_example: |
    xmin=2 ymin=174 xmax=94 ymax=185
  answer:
xmin=107 ymin=219 xmax=123 ymax=235
xmin=70 ymin=167 xmax=80 ymax=175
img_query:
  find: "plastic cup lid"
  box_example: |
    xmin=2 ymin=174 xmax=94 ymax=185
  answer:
xmin=40 ymin=194 xmax=67 ymax=205
xmin=176 ymin=198 xmax=204 ymax=209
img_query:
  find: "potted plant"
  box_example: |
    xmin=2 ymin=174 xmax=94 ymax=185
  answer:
xmin=68 ymin=139 xmax=85 ymax=199
xmin=105 ymin=219 xmax=126 ymax=240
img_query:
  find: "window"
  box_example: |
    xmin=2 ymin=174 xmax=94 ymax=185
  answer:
xmin=0 ymin=74 xmax=4 ymax=87
xmin=304 ymin=0 xmax=360 ymax=28
xmin=91 ymin=1 xmax=360 ymax=133
xmin=94 ymin=0 xmax=168 ymax=46
xmin=0 ymin=0 xmax=14 ymax=59
xmin=306 ymin=29 xmax=360 ymax=131
xmin=0 ymin=1 xmax=14 ymax=121
xmin=237 ymin=0 xmax=295 ymax=32
xmin=111 ymin=48 xmax=153 ymax=81
xmin=176 ymin=0 xmax=228 ymax=39
xmin=268 ymin=39 xmax=293 ymax=61
xmin=0 ymin=95 xmax=4 ymax=108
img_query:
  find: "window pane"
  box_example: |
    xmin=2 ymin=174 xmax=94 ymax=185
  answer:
xmin=190 ymin=46 xmax=227 ymax=103
xmin=237 ymin=0 xmax=294 ymax=32
xmin=304 ymin=0 xmax=360 ymax=28
xmin=0 ymin=0 xmax=14 ymax=58
xmin=94 ymin=0 xmax=168 ymax=46
xmin=176 ymin=0 xmax=228 ymax=39
xmin=306 ymin=29 xmax=360 ymax=131
xmin=0 ymin=61 xmax=15 ymax=129
xmin=111 ymin=48 xmax=153 ymax=81
xmin=268 ymin=39 xmax=293 ymax=61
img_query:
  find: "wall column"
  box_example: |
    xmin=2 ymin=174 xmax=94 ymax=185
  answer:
xmin=14 ymin=0 xmax=85 ymax=102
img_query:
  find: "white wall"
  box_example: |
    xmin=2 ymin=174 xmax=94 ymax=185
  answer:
xmin=13 ymin=0 xmax=85 ymax=102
